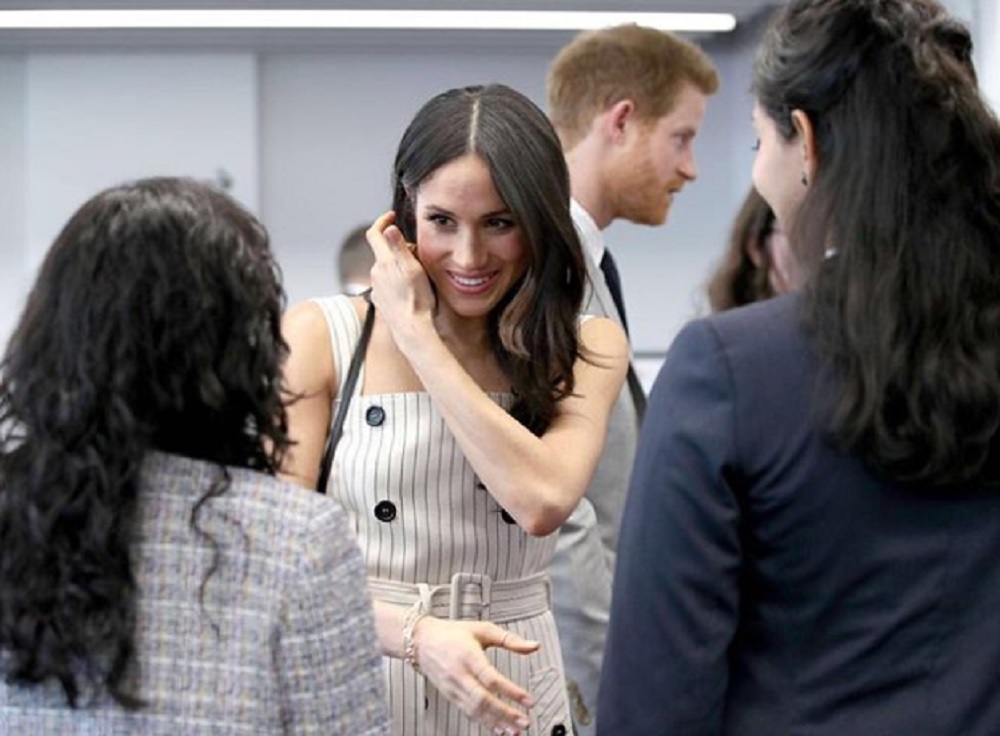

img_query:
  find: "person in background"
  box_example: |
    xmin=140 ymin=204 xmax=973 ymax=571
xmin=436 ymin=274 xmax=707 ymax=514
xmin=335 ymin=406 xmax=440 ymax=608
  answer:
xmin=599 ymin=0 xmax=1000 ymax=733
xmin=0 ymin=177 xmax=389 ymax=735
xmin=281 ymin=84 xmax=628 ymax=736
xmin=338 ymin=222 xmax=376 ymax=295
xmin=545 ymin=22 xmax=719 ymax=733
xmin=706 ymin=186 xmax=798 ymax=312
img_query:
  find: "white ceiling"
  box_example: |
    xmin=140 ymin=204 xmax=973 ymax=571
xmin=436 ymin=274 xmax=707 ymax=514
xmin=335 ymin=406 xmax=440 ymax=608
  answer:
xmin=0 ymin=0 xmax=782 ymax=50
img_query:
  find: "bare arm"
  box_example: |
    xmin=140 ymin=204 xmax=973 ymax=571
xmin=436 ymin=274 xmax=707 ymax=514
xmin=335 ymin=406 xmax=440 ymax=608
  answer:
xmin=400 ymin=316 xmax=626 ymax=535
xmin=279 ymin=301 xmax=338 ymax=489
xmin=367 ymin=212 xmax=629 ymax=536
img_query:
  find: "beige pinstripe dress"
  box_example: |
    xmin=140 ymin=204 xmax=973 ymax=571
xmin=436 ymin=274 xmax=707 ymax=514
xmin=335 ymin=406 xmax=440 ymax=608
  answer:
xmin=314 ymin=295 xmax=572 ymax=736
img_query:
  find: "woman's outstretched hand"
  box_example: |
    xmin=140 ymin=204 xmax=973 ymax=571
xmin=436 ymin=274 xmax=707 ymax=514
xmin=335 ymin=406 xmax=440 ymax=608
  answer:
xmin=412 ymin=616 xmax=539 ymax=735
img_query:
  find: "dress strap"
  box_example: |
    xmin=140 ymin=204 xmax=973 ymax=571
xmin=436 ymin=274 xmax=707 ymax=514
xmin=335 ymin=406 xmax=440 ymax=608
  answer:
xmin=311 ymin=294 xmax=365 ymax=397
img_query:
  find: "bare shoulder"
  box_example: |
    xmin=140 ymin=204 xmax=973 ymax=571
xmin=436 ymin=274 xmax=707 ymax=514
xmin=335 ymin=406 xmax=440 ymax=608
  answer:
xmin=579 ymin=315 xmax=629 ymax=365
xmin=281 ymin=295 xmax=372 ymax=418
xmin=281 ymin=300 xmax=336 ymax=395
xmin=283 ymin=296 xmax=369 ymax=338
xmin=282 ymin=300 xmax=329 ymax=343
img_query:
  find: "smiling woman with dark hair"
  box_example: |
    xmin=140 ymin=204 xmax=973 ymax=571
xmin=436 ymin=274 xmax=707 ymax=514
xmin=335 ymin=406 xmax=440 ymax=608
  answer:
xmin=282 ymin=84 xmax=628 ymax=736
xmin=0 ymin=177 xmax=389 ymax=734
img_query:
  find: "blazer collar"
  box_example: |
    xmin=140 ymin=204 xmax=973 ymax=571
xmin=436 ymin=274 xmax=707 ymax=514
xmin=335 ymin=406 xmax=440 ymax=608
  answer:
xmin=572 ymin=199 xmax=623 ymax=329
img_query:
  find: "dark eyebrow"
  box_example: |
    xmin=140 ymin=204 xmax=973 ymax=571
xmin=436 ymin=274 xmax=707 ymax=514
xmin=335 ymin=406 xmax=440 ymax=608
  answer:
xmin=422 ymin=205 xmax=513 ymax=220
xmin=481 ymin=209 xmax=514 ymax=219
xmin=423 ymin=205 xmax=456 ymax=217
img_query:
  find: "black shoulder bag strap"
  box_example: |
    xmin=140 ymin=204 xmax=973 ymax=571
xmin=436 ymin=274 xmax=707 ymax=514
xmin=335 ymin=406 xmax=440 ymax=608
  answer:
xmin=316 ymin=293 xmax=375 ymax=494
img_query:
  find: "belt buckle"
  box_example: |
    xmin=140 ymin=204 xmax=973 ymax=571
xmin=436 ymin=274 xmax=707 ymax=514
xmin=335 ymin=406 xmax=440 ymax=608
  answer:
xmin=449 ymin=572 xmax=492 ymax=620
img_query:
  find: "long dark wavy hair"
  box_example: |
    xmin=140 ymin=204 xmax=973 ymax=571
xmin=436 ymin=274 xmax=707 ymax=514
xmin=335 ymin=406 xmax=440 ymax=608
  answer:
xmin=754 ymin=0 xmax=1000 ymax=488
xmin=706 ymin=187 xmax=780 ymax=311
xmin=392 ymin=84 xmax=586 ymax=435
xmin=0 ymin=177 xmax=292 ymax=707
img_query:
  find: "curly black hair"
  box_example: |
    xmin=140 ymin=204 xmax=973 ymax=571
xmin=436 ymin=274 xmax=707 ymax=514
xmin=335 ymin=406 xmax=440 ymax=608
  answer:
xmin=0 ymin=177 xmax=292 ymax=707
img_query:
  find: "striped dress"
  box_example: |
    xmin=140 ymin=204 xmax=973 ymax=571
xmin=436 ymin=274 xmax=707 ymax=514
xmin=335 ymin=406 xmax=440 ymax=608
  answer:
xmin=314 ymin=295 xmax=572 ymax=736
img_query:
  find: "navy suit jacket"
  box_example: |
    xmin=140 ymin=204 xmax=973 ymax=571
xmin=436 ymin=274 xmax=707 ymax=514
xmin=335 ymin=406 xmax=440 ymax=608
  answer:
xmin=598 ymin=294 xmax=1000 ymax=735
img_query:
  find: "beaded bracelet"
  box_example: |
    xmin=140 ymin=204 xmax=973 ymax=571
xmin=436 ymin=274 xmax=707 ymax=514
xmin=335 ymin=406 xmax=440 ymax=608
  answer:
xmin=402 ymin=600 xmax=428 ymax=672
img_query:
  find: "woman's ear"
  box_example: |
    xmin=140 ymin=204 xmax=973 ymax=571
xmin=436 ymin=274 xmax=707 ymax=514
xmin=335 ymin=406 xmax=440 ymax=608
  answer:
xmin=790 ymin=109 xmax=818 ymax=184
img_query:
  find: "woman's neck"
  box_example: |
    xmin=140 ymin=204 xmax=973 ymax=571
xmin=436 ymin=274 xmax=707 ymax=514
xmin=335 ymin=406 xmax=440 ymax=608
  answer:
xmin=432 ymin=307 xmax=491 ymax=355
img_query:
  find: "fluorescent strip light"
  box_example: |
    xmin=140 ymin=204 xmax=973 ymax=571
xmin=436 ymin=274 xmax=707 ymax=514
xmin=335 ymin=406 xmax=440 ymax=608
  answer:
xmin=0 ymin=10 xmax=737 ymax=33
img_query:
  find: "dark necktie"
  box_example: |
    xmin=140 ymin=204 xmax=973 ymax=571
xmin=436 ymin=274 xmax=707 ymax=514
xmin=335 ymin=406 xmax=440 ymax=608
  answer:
xmin=600 ymin=250 xmax=629 ymax=336
xmin=599 ymin=250 xmax=647 ymax=424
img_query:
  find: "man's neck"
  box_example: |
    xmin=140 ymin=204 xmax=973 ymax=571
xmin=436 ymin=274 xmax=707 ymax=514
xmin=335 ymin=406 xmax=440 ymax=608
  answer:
xmin=565 ymin=143 xmax=613 ymax=230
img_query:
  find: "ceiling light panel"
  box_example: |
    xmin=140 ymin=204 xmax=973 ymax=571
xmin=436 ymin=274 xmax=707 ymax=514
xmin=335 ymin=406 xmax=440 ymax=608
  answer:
xmin=0 ymin=9 xmax=737 ymax=33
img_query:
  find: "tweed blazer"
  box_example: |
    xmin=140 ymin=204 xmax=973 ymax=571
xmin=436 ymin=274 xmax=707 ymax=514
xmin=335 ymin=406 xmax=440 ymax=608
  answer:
xmin=0 ymin=452 xmax=390 ymax=735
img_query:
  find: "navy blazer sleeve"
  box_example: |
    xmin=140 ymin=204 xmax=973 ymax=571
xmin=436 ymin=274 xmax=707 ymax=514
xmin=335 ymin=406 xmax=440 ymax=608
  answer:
xmin=597 ymin=318 xmax=742 ymax=736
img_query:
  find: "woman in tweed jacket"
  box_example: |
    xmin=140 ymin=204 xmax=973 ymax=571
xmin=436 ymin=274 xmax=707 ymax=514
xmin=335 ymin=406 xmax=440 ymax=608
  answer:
xmin=0 ymin=177 xmax=390 ymax=735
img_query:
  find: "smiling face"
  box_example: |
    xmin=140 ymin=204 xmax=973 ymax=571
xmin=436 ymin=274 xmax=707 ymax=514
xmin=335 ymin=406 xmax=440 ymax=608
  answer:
xmin=413 ymin=152 xmax=529 ymax=324
xmin=607 ymin=81 xmax=708 ymax=226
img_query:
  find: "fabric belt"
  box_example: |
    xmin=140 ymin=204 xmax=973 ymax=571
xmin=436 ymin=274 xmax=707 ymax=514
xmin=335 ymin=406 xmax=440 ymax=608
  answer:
xmin=368 ymin=571 xmax=551 ymax=623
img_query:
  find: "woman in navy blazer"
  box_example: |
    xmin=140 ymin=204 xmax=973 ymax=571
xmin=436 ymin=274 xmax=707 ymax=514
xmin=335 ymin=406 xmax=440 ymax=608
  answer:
xmin=598 ymin=1 xmax=1000 ymax=734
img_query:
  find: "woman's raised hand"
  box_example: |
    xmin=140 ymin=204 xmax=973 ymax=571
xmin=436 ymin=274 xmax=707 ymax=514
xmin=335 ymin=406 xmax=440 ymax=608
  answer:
xmin=365 ymin=211 xmax=436 ymax=345
xmin=412 ymin=616 xmax=538 ymax=735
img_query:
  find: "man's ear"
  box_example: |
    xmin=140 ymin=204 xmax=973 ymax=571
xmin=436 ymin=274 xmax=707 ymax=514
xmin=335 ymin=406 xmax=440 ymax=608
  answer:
xmin=790 ymin=109 xmax=818 ymax=181
xmin=601 ymin=99 xmax=637 ymax=144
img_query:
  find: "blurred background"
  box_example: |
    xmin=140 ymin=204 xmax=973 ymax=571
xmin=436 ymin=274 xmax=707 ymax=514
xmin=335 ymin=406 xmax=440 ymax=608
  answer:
xmin=0 ymin=0 xmax=995 ymax=384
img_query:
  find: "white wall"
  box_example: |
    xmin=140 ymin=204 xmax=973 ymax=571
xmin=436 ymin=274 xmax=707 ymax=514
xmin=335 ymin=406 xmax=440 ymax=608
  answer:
xmin=0 ymin=55 xmax=25 ymax=350
xmin=938 ymin=0 xmax=999 ymax=111
xmin=977 ymin=0 xmax=999 ymax=113
xmin=24 ymin=53 xmax=259 ymax=273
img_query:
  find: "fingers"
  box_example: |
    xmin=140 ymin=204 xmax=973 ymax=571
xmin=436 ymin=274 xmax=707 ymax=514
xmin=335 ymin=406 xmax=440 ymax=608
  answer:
xmin=462 ymin=668 xmax=532 ymax=734
xmin=418 ymin=619 xmax=538 ymax=733
xmin=486 ymin=625 xmax=540 ymax=655
xmin=367 ymin=210 xmax=415 ymax=260
xmin=474 ymin=663 xmax=535 ymax=708
xmin=433 ymin=659 xmax=530 ymax=734
xmin=383 ymin=223 xmax=409 ymax=251
xmin=365 ymin=211 xmax=398 ymax=262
